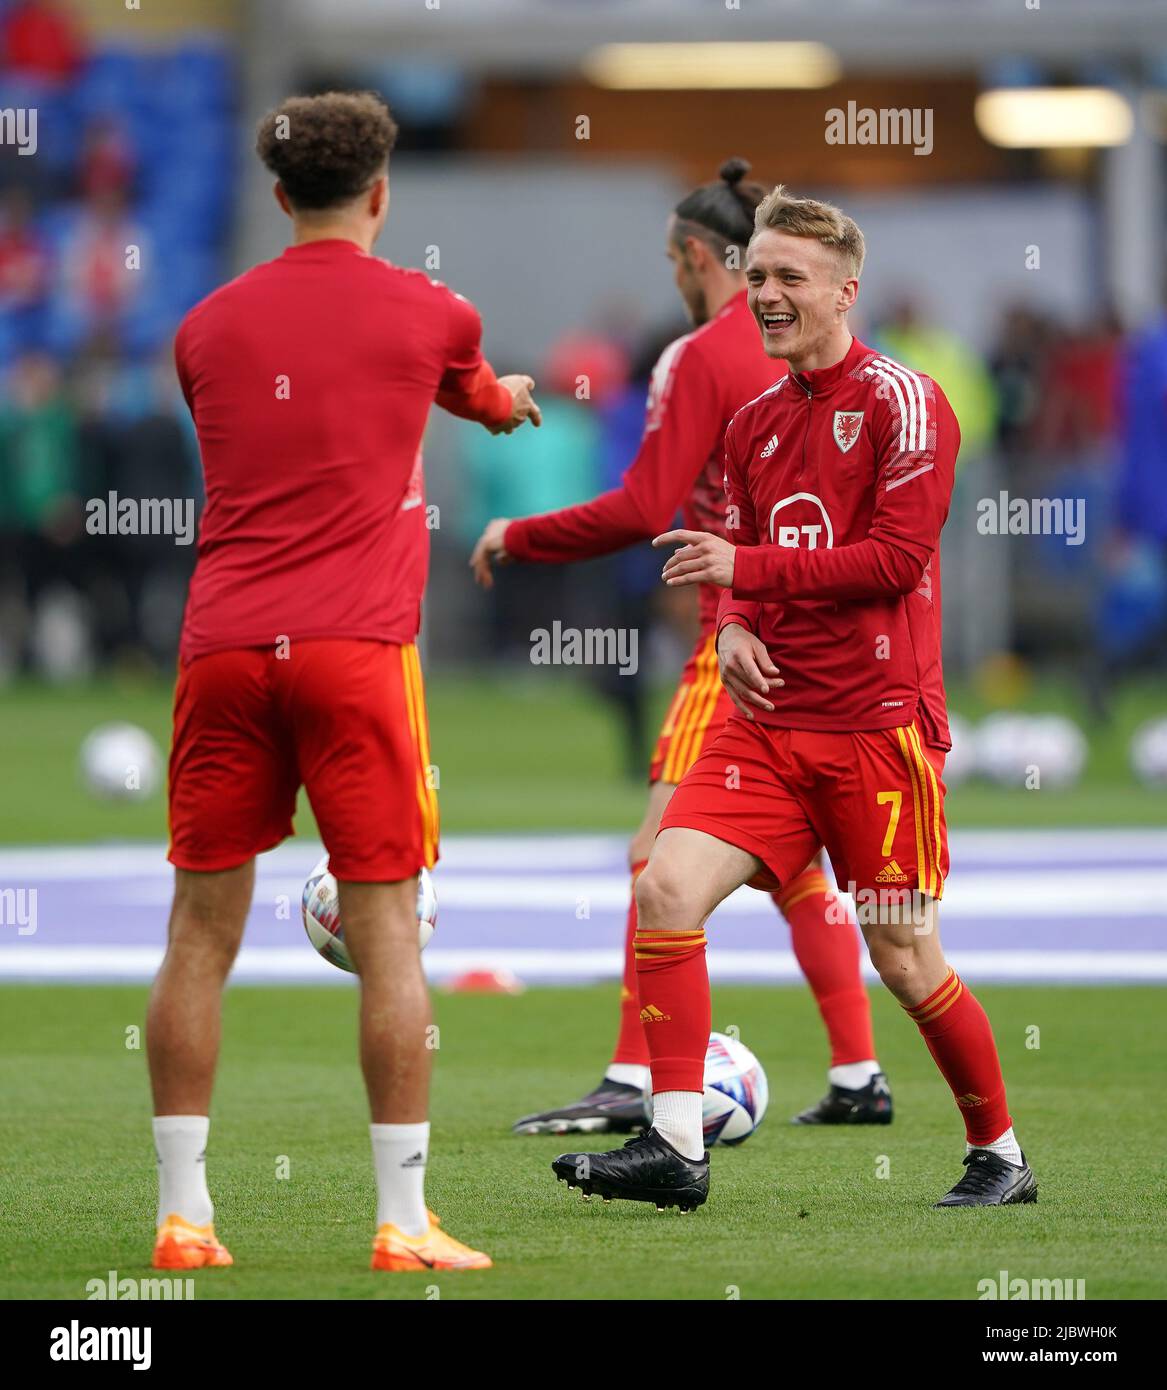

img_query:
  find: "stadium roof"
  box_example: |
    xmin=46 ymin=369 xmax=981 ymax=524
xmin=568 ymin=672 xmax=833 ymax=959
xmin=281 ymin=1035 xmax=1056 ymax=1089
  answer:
xmin=278 ymin=0 xmax=1167 ymax=74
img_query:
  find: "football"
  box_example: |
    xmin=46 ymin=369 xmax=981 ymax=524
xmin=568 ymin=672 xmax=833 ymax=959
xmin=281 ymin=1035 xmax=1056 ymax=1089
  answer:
xmin=301 ymin=853 xmax=437 ymax=973
xmin=644 ymin=1031 xmax=769 ymax=1147
xmin=1131 ymin=717 xmax=1167 ymax=785
xmin=79 ymin=722 xmax=163 ymax=801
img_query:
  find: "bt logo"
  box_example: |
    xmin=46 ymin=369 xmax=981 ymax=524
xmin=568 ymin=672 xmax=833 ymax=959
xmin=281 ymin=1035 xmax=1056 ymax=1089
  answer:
xmin=768 ymin=492 xmax=834 ymax=549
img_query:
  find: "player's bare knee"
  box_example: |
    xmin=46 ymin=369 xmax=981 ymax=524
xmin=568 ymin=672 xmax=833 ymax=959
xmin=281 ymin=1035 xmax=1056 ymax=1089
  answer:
xmin=634 ymin=862 xmax=691 ymax=932
xmin=162 ymin=929 xmax=237 ymax=982
xmin=867 ymin=938 xmax=925 ymax=1000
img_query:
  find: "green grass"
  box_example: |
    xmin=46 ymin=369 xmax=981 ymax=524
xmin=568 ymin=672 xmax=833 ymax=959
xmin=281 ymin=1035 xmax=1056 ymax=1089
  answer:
xmin=2 ymin=983 xmax=1164 ymax=1300
xmin=0 ymin=672 xmax=1165 ymax=844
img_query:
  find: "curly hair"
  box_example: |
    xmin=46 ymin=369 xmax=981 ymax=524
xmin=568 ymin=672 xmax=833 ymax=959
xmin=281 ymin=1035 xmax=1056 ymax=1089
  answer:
xmin=255 ymin=91 xmax=399 ymax=211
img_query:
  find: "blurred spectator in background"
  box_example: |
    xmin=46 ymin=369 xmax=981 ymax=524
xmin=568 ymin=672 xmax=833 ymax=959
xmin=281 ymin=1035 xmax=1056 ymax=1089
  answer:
xmin=989 ymin=305 xmax=1055 ymax=459
xmin=0 ymin=0 xmax=84 ymax=85
xmin=0 ymin=350 xmax=86 ymax=675
xmin=0 ymin=187 xmax=50 ymax=349
xmin=1093 ymin=305 xmax=1167 ymax=699
xmin=77 ymin=115 xmax=135 ymax=203
xmin=872 ymin=295 xmax=997 ymax=460
xmin=74 ymin=338 xmax=199 ymax=669
xmin=459 ymin=335 xmax=623 ymax=663
xmin=1117 ymin=309 xmax=1167 ymax=551
xmin=1031 ymin=310 xmax=1122 ymax=464
xmin=586 ymin=330 xmax=669 ymax=778
xmin=55 ymin=188 xmax=149 ymax=354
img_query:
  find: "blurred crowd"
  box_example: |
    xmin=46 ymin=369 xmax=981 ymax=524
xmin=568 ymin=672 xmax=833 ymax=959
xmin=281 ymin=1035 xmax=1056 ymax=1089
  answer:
xmin=1 ymin=3 xmax=1164 ymax=726
xmin=0 ymin=1 xmax=228 ymax=677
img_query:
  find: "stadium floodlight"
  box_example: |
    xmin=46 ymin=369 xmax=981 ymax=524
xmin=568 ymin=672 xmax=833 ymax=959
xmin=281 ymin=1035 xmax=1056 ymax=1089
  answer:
xmin=582 ymin=41 xmax=841 ymax=90
xmin=975 ymin=87 xmax=1134 ymax=148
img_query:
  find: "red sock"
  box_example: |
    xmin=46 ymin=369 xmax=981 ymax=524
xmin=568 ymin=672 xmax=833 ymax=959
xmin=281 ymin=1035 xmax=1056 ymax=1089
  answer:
xmin=904 ymin=969 xmax=1012 ymax=1144
xmin=775 ymin=867 xmax=875 ymax=1067
xmin=610 ymin=861 xmax=650 ymax=1067
xmin=634 ymin=926 xmax=710 ymax=1093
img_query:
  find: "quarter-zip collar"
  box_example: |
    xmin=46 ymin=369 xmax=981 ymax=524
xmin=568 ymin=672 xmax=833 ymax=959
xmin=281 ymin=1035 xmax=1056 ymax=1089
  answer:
xmin=789 ymin=335 xmax=870 ymax=399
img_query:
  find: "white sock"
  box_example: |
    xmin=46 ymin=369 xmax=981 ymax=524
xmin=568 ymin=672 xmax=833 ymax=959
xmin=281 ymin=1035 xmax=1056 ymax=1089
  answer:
xmin=371 ymin=1122 xmax=430 ymax=1236
xmin=968 ymin=1125 xmax=1023 ymax=1167
xmin=605 ymin=1063 xmax=650 ymax=1090
xmin=828 ymin=1060 xmax=881 ymax=1090
xmin=651 ymin=1091 xmax=704 ymax=1160
xmin=153 ymin=1115 xmax=213 ymax=1227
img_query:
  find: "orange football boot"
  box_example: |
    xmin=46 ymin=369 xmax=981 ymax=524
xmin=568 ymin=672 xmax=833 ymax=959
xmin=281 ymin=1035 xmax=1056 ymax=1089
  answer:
xmin=371 ymin=1210 xmax=492 ymax=1271
xmin=152 ymin=1213 xmax=234 ymax=1270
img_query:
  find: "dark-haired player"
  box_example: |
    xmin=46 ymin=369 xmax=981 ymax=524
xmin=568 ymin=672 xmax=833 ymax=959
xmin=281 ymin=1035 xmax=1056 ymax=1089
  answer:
xmin=554 ymin=186 xmax=1036 ymax=1211
xmin=472 ymin=160 xmax=892 ymax=1137
xmin=150 ymin=92 xmax=539 ymax=1273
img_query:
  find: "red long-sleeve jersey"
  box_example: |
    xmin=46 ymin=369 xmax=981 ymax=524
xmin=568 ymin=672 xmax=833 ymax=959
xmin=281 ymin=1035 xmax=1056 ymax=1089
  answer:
xmin=504 ymin=290 xmax=784 ymax=632
xmin=716 ymin=336 xmax=958 ymax=746
xmin=175 ymin=239 xmax=511 ymax=662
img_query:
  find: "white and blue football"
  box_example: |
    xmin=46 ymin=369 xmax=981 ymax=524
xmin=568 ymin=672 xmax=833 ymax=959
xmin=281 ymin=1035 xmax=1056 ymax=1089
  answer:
xmin=644 ymin=1031 xmax=769 ymax=1147
xmin=302 ymin=853 xmax=437 ymax=973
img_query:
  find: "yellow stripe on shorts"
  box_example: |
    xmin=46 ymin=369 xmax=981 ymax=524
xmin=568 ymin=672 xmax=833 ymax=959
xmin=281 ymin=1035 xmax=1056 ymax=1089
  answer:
xmin=908 ymin=723 xmax=943 ymax=897
xmin=895 ymin=725 xmax=932 ymax=897
xmin=664 ymin=638 xmax=721 ymax=783
xmin=400 ymin=645 xmax=439 ymax=868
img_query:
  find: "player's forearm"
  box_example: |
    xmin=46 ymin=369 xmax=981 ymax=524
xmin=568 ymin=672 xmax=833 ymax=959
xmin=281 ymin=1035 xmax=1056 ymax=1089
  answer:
xmin=435 ymin=361 xmax=512 ymax=429
xmin=732 ymin=535 xmax=927 ymax=602
xmin=504 ymin=488 xmax=655 ymax=564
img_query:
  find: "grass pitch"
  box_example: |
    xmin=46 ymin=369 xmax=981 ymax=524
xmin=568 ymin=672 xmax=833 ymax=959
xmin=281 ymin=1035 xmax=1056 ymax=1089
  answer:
xmin=0 ymin=672 xmax=1165 ymax=844
xmin=2 ymin=982 xmax=1164 ymax=1301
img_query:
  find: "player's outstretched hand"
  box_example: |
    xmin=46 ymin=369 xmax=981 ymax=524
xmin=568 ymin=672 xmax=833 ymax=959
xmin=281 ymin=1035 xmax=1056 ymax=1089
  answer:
xmin=717 ymin=622 xmax=783 ymax=721
xmin=653 ymin=529 xmax=735 ymax=588
xmin=470 ymin=517 xmax=513 ymax=588
xmin=492 ymin=375 xmax=542 ymax=435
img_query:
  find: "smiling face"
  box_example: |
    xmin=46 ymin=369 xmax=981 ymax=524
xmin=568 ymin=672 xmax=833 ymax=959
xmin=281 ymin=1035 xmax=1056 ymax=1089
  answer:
xmin=745 ymin=228 xmax=858 ymax=370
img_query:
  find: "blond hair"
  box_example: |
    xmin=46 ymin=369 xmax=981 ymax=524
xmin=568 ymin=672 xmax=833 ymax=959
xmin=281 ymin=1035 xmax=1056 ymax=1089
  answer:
xmin=753 ymin=185 xmax=865 ymax=278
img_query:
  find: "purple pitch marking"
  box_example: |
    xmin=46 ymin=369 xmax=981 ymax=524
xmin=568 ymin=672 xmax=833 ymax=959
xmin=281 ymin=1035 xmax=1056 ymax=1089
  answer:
xmin=0 ymin=832 xmax=1164 ymax=982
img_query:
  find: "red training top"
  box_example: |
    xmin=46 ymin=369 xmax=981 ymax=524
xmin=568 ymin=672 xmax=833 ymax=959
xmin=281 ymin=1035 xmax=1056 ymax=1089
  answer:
xmin=175 ymin=238 xmax=510 ymax=662
xmin=504 ymin=289 xmax=785 ymax=633
xmin=717 ymin=336 xmax=958 ymax=747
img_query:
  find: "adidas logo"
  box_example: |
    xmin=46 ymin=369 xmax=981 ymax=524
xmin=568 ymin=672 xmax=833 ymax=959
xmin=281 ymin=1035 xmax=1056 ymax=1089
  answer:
xmin=759 ymin=434 xmax=779 ymax=459
xmin=957 ymin=1093 xmax=986 ymax=1108
xmin=400 ymin=1151 xmax=426 ymax=1168
xmin=875 ymin=859 xmax=909 ymax=884
xmin=639 ymin=1004 xmax=671 ymax=1023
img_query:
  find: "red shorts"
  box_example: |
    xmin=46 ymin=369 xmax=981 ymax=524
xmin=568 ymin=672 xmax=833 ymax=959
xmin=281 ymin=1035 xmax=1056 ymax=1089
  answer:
xmin=659 ymin=716 xmax=949 ymax=900
xmin=649 ymin=634 xmax=737 ymax=785
xmin=168 ymin=640 xmax=439 ymax=880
